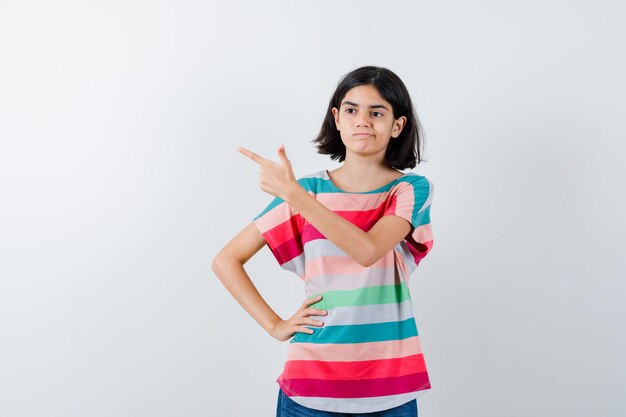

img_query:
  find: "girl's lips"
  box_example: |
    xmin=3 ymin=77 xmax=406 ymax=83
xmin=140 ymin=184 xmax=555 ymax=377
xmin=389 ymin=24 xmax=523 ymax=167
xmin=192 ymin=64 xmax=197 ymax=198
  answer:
xmin=354 ymin=133 xmax=373 ymax=136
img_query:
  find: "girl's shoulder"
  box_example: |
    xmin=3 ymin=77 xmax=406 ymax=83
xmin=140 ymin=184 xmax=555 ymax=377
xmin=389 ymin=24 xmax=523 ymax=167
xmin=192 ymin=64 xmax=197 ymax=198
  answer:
xmin=295 ymin=169 xmax=432 ymax=195
xmin=398 ymin=171 xmax=432 ymax=184
xmin=396 ymin=172 xmax=434 ymax=195
xmin=295 ymin=170 xmax=326 ymax=192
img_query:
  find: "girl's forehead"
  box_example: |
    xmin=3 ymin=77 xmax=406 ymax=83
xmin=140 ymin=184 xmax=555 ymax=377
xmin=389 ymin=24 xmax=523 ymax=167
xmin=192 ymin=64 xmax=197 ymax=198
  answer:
xmin=341 ymin=85 xmax=390 ymax=107
xmin=341 ymin=85 xmax=386 ymax=104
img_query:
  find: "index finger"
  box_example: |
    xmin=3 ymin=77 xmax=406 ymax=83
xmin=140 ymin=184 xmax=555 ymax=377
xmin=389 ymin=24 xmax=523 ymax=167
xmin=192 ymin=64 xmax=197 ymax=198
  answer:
xmin=236 ymin=146 xmax=268 ymax=165
xmin=304 ymin=295 xmax=323 ymax=305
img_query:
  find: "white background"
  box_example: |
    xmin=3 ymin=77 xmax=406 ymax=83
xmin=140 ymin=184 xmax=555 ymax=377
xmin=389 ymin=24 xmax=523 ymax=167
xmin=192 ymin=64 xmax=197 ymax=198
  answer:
xmin=1 ymin=1 xmax=624 ymax=416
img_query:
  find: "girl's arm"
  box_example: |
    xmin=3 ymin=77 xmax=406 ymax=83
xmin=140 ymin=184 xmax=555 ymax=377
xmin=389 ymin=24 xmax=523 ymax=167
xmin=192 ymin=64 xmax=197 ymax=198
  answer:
xmin=284 ymin=187 xmax=411 ymax=267
xmin=212 ymin=223 xmax=282 ymax=334
xmin=235 ymin=145 xmax=411 ymax=268
xmin=212 ymin=222 xmax=327 ymax=340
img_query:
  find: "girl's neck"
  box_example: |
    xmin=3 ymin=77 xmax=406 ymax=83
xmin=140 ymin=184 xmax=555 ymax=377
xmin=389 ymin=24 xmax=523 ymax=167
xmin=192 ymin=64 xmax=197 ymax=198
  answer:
xmin=328 ymin=161 xmax=403 ymax=193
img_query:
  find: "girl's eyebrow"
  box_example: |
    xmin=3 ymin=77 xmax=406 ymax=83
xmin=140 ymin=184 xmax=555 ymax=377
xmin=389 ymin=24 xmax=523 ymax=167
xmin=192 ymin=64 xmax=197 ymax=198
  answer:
xmin=341 ymin=101 xmax=390 ymax=111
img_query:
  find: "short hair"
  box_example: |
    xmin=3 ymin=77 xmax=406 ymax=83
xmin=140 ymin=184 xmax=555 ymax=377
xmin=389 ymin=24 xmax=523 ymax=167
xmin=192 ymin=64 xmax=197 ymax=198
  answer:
xmin=310 ymin=66 xmax=426 ymax=170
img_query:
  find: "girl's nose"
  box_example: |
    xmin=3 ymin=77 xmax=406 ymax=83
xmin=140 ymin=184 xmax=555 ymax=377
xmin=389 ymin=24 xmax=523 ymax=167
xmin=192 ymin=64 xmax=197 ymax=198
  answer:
xmin=356 ymin=114 xmax=372 ymax=127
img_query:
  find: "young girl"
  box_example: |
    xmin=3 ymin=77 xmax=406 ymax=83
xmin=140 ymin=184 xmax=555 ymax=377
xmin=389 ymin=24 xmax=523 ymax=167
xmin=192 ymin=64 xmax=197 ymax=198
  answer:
xmin=213 ymin=66 xmax=434 ymax=416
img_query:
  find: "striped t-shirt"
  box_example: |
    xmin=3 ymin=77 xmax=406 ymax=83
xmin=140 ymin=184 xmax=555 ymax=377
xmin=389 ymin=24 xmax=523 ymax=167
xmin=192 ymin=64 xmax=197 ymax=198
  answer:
xmin=252 ymin=169 xmax=434 ymax=414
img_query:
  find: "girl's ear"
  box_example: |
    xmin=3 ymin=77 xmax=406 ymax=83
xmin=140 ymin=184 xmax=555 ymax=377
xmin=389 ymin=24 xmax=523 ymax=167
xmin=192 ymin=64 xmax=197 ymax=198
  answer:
xmin=392 ymin=116 xmax=407 ymax=138
xmin=331 ymin=107 xmax=340 ymax=130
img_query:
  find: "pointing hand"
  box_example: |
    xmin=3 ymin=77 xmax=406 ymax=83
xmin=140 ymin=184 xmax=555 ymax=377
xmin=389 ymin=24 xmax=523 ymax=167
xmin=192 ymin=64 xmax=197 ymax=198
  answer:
xmin=236 ymin=144 xmax=301 ymax=201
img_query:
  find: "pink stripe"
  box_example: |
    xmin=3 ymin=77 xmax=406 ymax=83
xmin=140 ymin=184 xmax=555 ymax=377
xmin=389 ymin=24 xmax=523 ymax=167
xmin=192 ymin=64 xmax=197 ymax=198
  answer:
xmin=271 ymin=236 xmax=304 ymax=265
xmin=315 ymin=191 xmax=393 ymax=211
xmin=252 ymin=201 xmax=304 ymax=264
xmin=286 ymin=336 xmax=424 ymax=362
xmin=305 ymin=264 xmax=396 ymax=293
xmin=278 ymin=372 xmax=431 ymax=398
xmin=389 ymin=182 xmax=415 ymax=223
xmin=413 ymin=223 xmax=433 ymax=244
xmin=253 ymin=202 xmax=291 ymax=233
xmin=281 ymin=353 xmax=427 ymax=380
xmin=304 ymin=252 xmax=396 ymax=280
xmin=301 ymin=206 xmax=386 ymax=246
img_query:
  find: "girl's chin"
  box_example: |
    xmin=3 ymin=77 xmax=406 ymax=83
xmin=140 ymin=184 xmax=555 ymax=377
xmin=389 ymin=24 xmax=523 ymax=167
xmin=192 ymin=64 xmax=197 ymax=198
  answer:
xmin=346 ymin=145 xmax=383 ymax=155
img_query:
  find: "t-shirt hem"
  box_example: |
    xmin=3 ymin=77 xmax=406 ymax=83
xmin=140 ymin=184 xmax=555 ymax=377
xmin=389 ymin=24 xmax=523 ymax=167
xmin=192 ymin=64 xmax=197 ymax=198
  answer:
xmin=277 ymin=379 xmax=431 ymax=414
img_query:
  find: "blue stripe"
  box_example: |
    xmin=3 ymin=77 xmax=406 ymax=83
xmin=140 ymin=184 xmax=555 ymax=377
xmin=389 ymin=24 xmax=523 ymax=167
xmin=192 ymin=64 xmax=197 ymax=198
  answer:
xmin=290 ymin=317 xmax=418 ymax=344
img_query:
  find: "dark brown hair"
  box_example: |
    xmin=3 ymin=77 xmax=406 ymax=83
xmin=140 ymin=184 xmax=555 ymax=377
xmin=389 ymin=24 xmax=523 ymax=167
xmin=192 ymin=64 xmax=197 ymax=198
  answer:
xmin=310 ymin=65 xmax=426 ymax=169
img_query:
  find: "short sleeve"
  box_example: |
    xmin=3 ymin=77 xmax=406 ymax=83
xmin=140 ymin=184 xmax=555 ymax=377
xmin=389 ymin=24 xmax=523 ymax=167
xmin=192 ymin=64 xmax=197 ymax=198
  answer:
xmin=252 ymin=196 xmax=305 ymax=277
xmin=383 ymin=175 xmax=434 ymax=263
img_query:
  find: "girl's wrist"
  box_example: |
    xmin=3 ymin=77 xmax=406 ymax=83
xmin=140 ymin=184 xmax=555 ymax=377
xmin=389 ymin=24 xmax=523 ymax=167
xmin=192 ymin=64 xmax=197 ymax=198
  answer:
xmin=282 ymin=181 xmax=305 ymax=204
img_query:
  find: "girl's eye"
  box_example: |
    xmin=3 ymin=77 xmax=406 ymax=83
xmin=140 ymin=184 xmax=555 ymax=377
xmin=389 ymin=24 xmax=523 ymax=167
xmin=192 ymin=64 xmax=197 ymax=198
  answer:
xmin=345 ymin=109 xmax=383 ymax=117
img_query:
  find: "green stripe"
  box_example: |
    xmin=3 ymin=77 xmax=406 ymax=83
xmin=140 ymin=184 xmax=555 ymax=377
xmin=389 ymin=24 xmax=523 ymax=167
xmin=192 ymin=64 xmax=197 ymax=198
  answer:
xmin=305 ymin=283 xmax=411 ymax=310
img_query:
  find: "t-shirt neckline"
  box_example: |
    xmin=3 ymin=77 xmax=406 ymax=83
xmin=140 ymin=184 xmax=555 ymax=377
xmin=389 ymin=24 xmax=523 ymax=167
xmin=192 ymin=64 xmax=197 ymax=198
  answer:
xmin=322 ymin=169 xmax=410 ymax=194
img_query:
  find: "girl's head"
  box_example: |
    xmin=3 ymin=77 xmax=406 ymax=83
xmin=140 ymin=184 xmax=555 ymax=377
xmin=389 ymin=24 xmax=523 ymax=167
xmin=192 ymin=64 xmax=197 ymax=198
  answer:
xmin=311 ymin=66 xmax=424 ymax=170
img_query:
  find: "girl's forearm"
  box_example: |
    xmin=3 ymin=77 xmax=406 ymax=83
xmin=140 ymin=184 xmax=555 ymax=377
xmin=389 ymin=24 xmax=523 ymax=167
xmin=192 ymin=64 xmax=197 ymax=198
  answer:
xmin=212 ymin=257 xmax=282 ymax=334
xmin=285 ymin=187 xmax=373 ymax=267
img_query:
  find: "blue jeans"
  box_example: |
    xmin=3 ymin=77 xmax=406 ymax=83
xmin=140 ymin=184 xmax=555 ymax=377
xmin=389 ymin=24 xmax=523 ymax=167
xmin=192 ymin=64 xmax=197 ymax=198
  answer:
xmin=276 ymin=388 xmax=418 ymax=417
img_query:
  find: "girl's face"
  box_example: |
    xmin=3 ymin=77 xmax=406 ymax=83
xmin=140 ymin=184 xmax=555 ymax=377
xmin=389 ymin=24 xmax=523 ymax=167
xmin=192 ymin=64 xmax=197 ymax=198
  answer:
xmin=331 ymin=84 xmax=406 ymax=162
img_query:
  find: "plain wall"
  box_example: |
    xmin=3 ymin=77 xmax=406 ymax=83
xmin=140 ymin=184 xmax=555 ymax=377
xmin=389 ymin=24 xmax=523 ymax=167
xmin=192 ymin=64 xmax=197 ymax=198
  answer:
xmin=1 ymin=1 xmax=624 ymax=416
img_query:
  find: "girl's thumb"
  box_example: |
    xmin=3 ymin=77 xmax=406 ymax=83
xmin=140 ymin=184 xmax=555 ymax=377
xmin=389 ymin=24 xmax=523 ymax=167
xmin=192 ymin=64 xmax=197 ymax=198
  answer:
xmin=278 ymin=146 xmax=291 ymax=166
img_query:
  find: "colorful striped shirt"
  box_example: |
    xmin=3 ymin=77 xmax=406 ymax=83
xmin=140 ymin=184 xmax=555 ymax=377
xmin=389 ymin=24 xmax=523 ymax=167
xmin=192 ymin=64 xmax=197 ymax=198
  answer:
xmin=252 ymin=169 xmax=434 ymax=414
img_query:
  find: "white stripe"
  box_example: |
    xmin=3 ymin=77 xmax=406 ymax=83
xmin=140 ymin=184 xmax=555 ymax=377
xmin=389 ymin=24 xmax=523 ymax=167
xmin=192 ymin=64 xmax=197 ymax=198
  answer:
xmin=286 ymin=389 xmax=429 ymax=414
xmin=309 ymin=299 xmax=415 ymax=326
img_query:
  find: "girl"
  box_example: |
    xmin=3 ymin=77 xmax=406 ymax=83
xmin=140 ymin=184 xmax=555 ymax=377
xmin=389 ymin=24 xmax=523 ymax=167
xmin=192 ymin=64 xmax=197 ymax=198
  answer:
xmin=213 ymin=66 xmax=434 ymax=416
